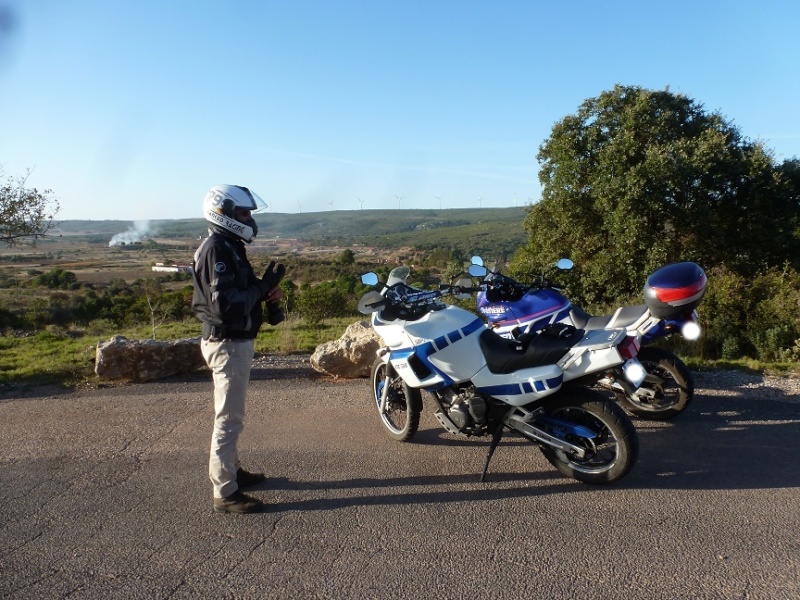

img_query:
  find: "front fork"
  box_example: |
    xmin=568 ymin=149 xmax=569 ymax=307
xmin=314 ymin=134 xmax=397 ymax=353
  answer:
xmin=377 ymin=357 xmax=394 ymax=414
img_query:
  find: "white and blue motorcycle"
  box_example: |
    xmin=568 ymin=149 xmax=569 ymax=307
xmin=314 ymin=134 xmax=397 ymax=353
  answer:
xmin=358 ymin=264 xmax=645 ymax=485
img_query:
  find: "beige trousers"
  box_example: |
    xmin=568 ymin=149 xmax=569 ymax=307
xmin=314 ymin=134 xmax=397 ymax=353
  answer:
xmin=201 ymin=338 xmax=255 ymax=499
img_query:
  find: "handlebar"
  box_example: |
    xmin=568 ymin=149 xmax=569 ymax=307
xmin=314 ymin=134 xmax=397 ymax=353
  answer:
xmin=361 ymin=265 xmax=556 ymax=318
xmin=483 ymin=271 xmax=561 ymax=295
xmin=439 ymin=283 xmax=483 ymax=294
xmin=381 ymin=281 xmax=483 ymax=315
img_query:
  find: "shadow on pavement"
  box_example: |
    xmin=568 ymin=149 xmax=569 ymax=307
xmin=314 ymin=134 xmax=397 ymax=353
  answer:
xmin=624 ymin=390 xmax=800 ymax=491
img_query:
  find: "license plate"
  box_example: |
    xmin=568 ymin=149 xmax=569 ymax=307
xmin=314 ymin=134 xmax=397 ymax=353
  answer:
xmin=622 ymin=358 xmax=646 ymax=388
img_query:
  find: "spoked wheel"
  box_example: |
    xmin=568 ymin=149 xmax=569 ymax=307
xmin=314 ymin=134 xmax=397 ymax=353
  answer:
xmin=538 ymin=388 xmax=639 ymax=484
xmin=370 ymin=358 xmax=422 ymax=442
xmin=615 ymin=346 xmax=694 ymax=420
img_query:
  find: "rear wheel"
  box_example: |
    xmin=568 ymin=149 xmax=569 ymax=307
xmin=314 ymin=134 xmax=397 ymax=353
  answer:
xmin=615 ymin=347 xmax=694 ymax=420
xmin=537 ymin=387 xmax=639 ymax=484
xmin=370 ymin=358 xmax=422 ymax=442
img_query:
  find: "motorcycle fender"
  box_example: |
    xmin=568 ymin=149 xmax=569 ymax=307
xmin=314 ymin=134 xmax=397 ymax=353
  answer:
xmin=471 ymin=364 xmax=563 ymax=407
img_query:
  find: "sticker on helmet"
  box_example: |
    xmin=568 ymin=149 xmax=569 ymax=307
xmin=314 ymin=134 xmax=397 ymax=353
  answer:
xmin=214 ymin=262 xmax=227 ymax=273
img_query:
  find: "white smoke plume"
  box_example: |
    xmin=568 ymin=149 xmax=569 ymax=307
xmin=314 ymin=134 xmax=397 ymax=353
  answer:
xmin=109 ymin=221 xmax=155 ymax=246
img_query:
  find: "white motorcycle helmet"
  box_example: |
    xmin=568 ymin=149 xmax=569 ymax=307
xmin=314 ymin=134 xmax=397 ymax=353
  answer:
xmin=203 ymin=184 xmax=267 ymax=243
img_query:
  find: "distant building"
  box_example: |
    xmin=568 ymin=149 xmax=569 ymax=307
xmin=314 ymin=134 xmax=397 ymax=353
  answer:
xmin=152 ymin=262 xmax=193 ymax=273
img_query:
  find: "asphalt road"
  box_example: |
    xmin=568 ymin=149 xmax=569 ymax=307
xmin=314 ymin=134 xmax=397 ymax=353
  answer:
xmin=1 ymin=359 xmax=799 ymax=600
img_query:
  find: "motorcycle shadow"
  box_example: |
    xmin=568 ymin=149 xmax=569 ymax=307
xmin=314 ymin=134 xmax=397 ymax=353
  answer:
xmin=622 ymin=389 xmax=800 ymax=491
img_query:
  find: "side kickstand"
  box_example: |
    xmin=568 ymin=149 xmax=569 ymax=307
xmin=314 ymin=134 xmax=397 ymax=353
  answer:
xmin=480 ymin=423 xmax=505 ymax=482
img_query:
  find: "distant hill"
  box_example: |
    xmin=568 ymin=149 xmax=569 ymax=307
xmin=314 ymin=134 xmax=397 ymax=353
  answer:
xmin=51 ymin=207 xmax=531 ymax=257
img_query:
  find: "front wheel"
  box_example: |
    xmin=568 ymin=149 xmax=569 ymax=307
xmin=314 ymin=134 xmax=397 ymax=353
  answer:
xmin=537 ymin=387 xmax=639 ymax=484
xmin=370 ymin=358 xmax=422 ymax=442
xmin=614 ymin=346 xmax=694 ymax=420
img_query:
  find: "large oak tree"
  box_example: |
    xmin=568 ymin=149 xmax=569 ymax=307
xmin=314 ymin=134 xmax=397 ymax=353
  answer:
xmin=513 ymin=85 xmax=800 ymax=307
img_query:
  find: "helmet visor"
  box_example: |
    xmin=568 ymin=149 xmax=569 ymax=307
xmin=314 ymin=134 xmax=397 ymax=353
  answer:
xmin=236 ymin=186 xmax=268 ymax=213
xmin=249 ymin=190 xmax=268 ymax=213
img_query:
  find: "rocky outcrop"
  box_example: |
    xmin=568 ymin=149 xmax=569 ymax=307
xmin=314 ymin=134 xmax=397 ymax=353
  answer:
xmin=310 ymin=321 xmax=381 ymax=378
xmin=95 ymin=336 xmax=205 ymax=382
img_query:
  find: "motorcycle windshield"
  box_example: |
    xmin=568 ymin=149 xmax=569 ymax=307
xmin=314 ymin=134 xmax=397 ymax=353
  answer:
xmin=386 ymin=267 xmax=411 ymax=287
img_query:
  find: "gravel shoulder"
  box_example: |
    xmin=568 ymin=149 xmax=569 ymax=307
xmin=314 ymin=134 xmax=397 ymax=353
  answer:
xmin=693 ymin=369 xmax=800 ymax=403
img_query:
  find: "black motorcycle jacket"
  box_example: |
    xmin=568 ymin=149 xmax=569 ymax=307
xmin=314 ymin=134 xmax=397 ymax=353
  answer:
xmin=192 ymin=232 xmax=264 ymax=340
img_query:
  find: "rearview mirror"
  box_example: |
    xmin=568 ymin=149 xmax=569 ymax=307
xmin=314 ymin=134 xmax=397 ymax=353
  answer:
xmin=468 ymin=264 xmax=488 ymax=278
xmin=361 ymin=272 xmax=380 ymax=286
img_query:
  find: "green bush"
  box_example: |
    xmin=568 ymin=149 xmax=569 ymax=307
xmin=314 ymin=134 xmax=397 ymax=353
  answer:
xmin=690 ymin=264 xmax=800 ymax=361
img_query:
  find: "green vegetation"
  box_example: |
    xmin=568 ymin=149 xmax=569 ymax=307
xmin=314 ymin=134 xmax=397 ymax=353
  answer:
xmin=0 ymin=317 xmax=354 ymax=389
xmin=4 ymin=85 xmax=800 ymax=391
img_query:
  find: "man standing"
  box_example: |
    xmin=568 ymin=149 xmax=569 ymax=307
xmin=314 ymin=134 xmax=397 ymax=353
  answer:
xmin=192 ymin=184 xmax=284 ymax=514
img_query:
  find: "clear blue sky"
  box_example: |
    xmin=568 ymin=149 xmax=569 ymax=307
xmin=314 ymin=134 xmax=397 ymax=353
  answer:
xmin=1 ymin=1 xmax=798 ymax=222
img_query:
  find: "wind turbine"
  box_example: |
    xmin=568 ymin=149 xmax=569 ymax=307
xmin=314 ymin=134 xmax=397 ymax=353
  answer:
xmin=435 ymin=195 xmax=443 ymax=210
xmin=327 ymin=199 xmax=334 ymax=211
xmin=477 ymin=195 xmax=484 ymax=208
xmin=358 ymin=196 xmax=364 ymax=210
xmin=297 ymin=199 xmax=303 ymax=214
xmin=395 ymin=194 xmax=404 ymax=209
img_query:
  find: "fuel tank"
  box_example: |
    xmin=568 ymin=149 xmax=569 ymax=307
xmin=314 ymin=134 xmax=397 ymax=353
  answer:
xmin=477 ymin=288 xmax=572 ymax=336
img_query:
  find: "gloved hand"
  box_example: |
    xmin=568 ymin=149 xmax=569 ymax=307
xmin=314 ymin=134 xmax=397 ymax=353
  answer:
xmin=261 ymin=260 xmax=286 ymax=325
xmin=261 ymin=260 xmax=286 ymax=290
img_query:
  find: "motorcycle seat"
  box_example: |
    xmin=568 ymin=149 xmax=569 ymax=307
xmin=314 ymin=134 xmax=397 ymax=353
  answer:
xmin=570 ymin=304 xmax=649 ymax=330
xmin=479 ymin=326 xmax=585 ymax=374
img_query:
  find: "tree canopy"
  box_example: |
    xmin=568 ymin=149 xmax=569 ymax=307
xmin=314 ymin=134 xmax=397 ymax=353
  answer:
xmin=513 ymin=85 xmax=800 ymax=307
xmin=0 ymin=169 xmax=60 ymax=246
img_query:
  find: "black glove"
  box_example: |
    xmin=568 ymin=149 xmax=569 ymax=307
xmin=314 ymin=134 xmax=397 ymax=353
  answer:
xmin=261 ymin=260 xmax=286 ymax=325
xmin=261 ymin=260 xmax=286 ymax=290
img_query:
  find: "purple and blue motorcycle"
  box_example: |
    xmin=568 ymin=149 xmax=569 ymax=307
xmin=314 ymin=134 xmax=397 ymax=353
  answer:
xmin=472 ymin=257 xmax=707 ymax=420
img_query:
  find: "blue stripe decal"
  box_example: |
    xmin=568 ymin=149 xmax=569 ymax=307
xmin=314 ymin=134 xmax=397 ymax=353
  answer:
xmin=434 ymin=335 xmax=449 ymax=351
xmin=478 ymin=383 xmax=524 ymax=396
xmin=390 ymin=348 xmax=414 ymax=361
xmin=534 ymin=380 xmax=546 ymax=392
xmin=522 ymin=381 xmax=533 ymax=394
xmin=448 ymin=330 xmax=463 ymax=343
xmin=417 ymin=340 xmax=437 ymax=360
xmin=546 ymin=375 xmax=563 ymax=389
xmin=462 ymin=317 xmax=484 ymax=337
